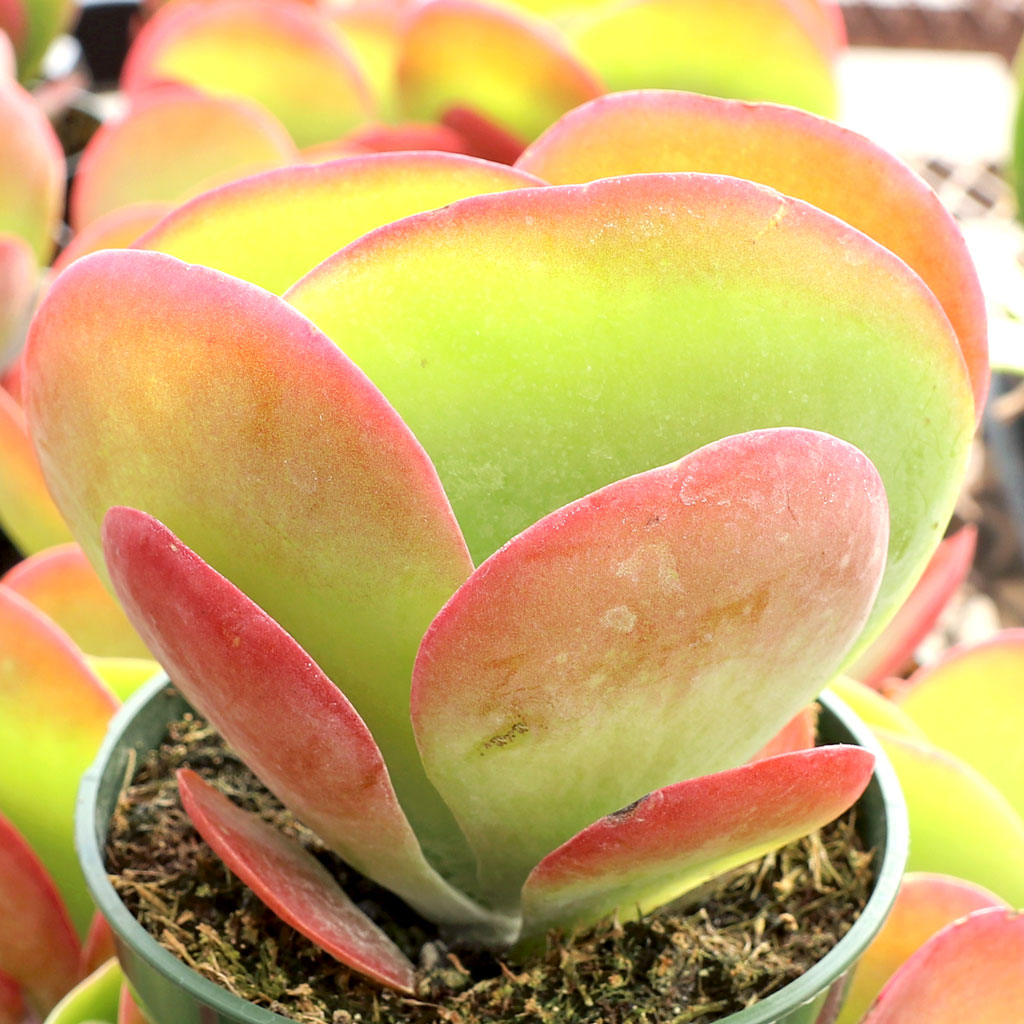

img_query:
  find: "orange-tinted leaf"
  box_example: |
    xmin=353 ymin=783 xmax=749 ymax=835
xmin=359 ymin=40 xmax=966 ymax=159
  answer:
xmin=1 ymin=542 xmax=149 ymax=658
xmin=837 ymin=872 xmax=1009 ymax=1024
xmin=861 ymin=908 xmax=1024 ymax=1023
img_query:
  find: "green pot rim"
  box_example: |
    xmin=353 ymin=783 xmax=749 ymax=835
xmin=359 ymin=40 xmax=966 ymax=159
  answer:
xmin=76 ymin=673 xmax=908 ymax=1024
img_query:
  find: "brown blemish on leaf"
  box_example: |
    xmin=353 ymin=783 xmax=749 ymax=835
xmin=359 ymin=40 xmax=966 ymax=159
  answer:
xmin=684 ymin=582 xmax=771 ymax=652
xmin=607 ymin=794 xmax=649 ymax=822
xmin=480 ymin=719 xmax=529 ymax=754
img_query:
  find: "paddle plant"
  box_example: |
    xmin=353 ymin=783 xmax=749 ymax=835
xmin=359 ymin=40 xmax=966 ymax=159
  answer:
xmin=118 ymin=0 xmax=842 ymax=158
xmin=24 ymin=91 xmax=983 ymax=993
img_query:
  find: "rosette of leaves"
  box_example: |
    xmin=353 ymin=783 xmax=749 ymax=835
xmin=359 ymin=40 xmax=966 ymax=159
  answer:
xmin=25 ymin=91 xmax=982 ymax=990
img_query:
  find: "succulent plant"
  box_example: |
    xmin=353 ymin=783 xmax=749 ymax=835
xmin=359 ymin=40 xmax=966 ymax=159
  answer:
xmin=116 ymin=0 xmax=843 ymax=157
xmin=23 ymin=91 xmax=983 ymax=992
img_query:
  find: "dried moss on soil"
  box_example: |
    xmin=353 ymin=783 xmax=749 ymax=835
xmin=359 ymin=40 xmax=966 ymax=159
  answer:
xmin=106 ymin=702 xmax=875 ymax=1024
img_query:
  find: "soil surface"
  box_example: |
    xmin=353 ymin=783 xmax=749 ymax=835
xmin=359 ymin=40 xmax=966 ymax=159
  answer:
xmin=106 ymin=703 xmax=875 ymax=1024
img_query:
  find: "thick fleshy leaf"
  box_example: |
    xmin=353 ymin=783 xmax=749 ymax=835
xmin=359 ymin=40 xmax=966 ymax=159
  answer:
xmin=137 ymin=151 xmax=543 ymax=293
xmin=118 ymin=986 xmax=149 ymax=1024
xmin=0 ymin=8 xmax=23 ymax=66
xmin=50 ymin=203 xmax=173 ymax=278
xmin=8 ymin=0 xmax=75 ymax=78
xmin=68 ymin=86 xmax=297 ymax=231
xmin=1 ymin=543 xmax=149 ymax=658
xmin=396 ymin=0 xmax=602 ymax=144
xmin=26 ymin=249 xmax=482 ymax=873
xmin=321 ymin=121 xmax=471 ymax=158
xmin=748 ymin=705 xmax=817 ymax=762
xmin=849 ymin=526 xmax=977 ymax=688
xmin=84 ymin=656 xmax=161 ymax=701
xmin=120 ymin=0 xmax=374 ymax=147
xmin=179 ymin=770 xmax=417 ymax=993
xmin=0 ymin=971 xmax=24 ymax=1024
xmin=0 ymin=587 xmax=117 ymax=932
xmin=515 ymin=91 xmax=987 ymax=418
xmin=876 ymin=729 xmax=1024 ymax=907
xmin=0 ymin=232 xmax=35 ymax=369
xmin=287 ymin=173 xmax=973 ymax=647
xmin=79 ymin=915 xmax=116 ymax=978
xmin=328 ymin=2 xmax=402 ymax=118
xmin=896 ymin=631 xmax=1024 ymax=818
xmin=103 ymin=506 xmax=503 ymax=929
xmin=836 ymin=872 xmax=1009 ymax=1024
xmin=569 ymin=0 xmax=836 ymax=116
xmin=860 ymin=907 xmax=1024 ymax=1023
xmin=39 ymin=959 xmax=121 ymax=1024
xmin=0 ymin=77 xmax=63 ymax=261
xmin=413 ymin=428 xmax=887 ymax=905
xmin=0 ymin=384 xmax=71 ymax=554
xmin=28 ymin=251 xmax=478 ymax=871
xmin=0 ymin=812 xmax=81 ymax=1015
xmin=518 ymin=745 xmax=873 ymax=945
xmin=439 ymin=105 xmax=529 ymax=164
xmin=824 ymin=677 xmax=927 ymax=741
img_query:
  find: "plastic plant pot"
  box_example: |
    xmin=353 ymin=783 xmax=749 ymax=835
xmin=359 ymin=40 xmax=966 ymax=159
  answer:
xmin=77 ymin=674 xmax=908 ymax=1024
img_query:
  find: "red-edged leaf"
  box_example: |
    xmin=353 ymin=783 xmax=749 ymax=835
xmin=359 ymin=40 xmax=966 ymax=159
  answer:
xmin=849 ymin=525 xmax=977 ymax=689
xmin=120 ymin=0 xmax=374 ymax=148
xmin=861 ymin=907 xmax=1024 ymax=1022
xmin=0 ymin=233 xmax=35 ymax=370
xmin=286 ymin=172 xmax=972 ymax=654
xmin=0 ymin=77 xmax=64 ymax=262
xmin=118 ymin=985 xmax=151 ymax=1024
xmin=27 ymin=249 xmax=476 ymax=875
xmin=68 ymin=85 xmax=297 ymax=230
xmin=0 ymin=587 xmax=117 ymax=933
xmin=396 ymin=0 xmax=602 ymax=145
xmin=515 ymin=90 xmax=987 ymax=420
xmin=49 ymin=201 xmax=173 ymax=277
xmin=836 ymin=872 xmax=1009 ymax=1024
xmin=518 ymin=745 xmax=873 ymax=945
xmin=0 ymin=383 xmax=71 ymax=555
xmin=896 ymin=630 xmax=1024 ymax=818
xmin=136 ymin=151 xmax=542 ymax=294
xmin=0 ymin=970 xmax=24 ymax=1024
xmin=178 ymin=770 xmax=416 ymax=993
xmin=102 ymin=507 xmax=502 ymax=931
xmin=1 ymin=542 xmax=149 ymax=658
xmin=79 ymin=914 xmax=116 ymax=978
xmin=413 ymin=428 xmax=888 ymax=907
xmin=0 ymin=812 xmax=81 ymax=1015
